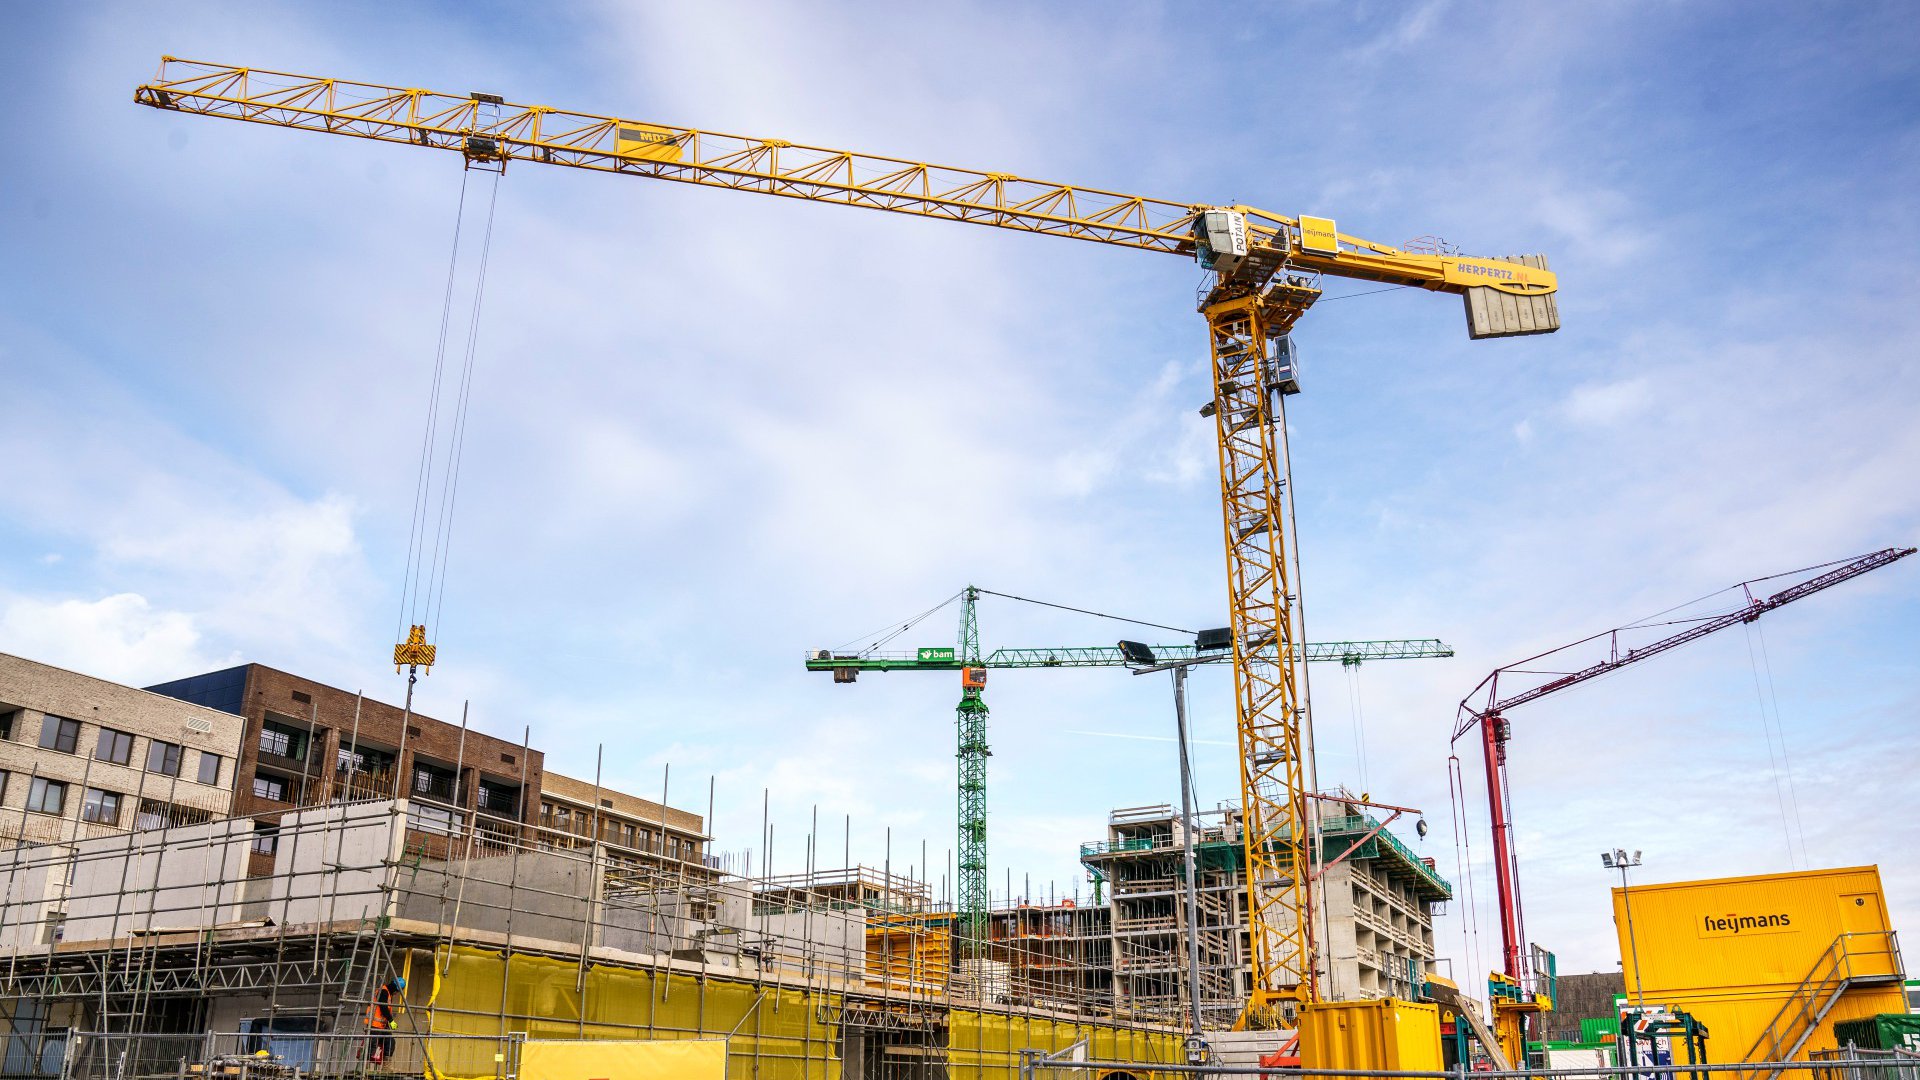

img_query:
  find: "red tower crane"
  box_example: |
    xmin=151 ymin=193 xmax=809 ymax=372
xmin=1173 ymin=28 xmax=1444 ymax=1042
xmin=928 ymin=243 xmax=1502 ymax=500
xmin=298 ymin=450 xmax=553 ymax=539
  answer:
xmin=1454 ymin=546 xmax=1916 ymax=986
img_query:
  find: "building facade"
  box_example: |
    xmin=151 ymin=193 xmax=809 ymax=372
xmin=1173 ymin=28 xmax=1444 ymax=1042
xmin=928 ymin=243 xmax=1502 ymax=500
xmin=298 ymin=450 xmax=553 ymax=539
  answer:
xmin=146 ymin=664 xmax=544 ymax=867
xmin=0 ymin=653 xmax=247 ymax=848
xmin=1079 ymin=796 xmax=1451 ymax=1027
xmin=536 ymin=770 xmax=714 ymax=879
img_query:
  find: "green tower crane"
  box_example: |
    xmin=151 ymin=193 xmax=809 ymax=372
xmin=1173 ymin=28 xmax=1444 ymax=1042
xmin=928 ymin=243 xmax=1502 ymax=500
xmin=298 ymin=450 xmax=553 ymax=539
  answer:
xmin=806 ymin=589 xmax=1453 ymax=955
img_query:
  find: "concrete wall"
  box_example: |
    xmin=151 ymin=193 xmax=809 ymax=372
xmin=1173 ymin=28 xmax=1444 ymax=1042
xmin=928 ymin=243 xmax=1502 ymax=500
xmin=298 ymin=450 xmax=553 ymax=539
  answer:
xmin=398 ymin=846 xmax=594 ymax=946
xmin=0 ymin=844 xmax=56 ymax=949
xmin=64 ymin=817 xmax=253 ymax=942
xmin=0 ymin=653 xmax=246 ymax=847
xmin=266 ymin=800 xmax=404 ymax=926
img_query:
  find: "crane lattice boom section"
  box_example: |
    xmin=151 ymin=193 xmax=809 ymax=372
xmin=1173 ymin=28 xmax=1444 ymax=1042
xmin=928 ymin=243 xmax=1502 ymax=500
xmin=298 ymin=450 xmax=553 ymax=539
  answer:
xmin=134 ymin=59 xmax=1559 ymax=302
xmin=1455 ymin=546 xmax=1918 ymax=736
xmin=806 ymin=638 xmax=1452 ymax=672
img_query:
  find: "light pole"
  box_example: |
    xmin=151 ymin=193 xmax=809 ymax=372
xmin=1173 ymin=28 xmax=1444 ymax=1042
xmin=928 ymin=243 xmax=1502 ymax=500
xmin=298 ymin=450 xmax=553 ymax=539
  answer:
xmin=1602 ymin=848 xmax=1646 ymax=1009
xmin=1120 ymin=640 xmax=1217 ymax=1055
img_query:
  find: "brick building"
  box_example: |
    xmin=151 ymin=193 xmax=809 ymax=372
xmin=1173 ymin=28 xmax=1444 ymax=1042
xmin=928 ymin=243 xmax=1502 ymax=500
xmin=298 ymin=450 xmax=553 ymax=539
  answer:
xmin=537 ymin=770 xmax=716 ymax=882
xmin=0 ymin=653 xmax=248 ymax=848
xmin=146 ymin=664 xmax=543 ymax=868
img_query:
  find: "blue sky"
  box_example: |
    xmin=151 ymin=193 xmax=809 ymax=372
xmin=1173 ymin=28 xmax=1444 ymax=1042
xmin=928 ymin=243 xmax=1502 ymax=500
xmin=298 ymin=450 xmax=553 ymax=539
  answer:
xmin=2 ymin=2 xmax=1917 ymax=991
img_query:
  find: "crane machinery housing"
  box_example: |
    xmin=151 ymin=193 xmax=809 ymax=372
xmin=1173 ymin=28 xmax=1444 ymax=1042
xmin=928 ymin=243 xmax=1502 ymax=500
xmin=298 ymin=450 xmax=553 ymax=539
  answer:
xmin=136 ymin=57 xmax=1561 ymax=1030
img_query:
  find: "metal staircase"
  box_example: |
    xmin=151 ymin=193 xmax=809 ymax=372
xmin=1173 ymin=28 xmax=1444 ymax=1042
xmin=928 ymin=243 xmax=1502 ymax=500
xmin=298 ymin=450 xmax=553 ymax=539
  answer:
xmin=1741 ymin=931 xmax=1902 ymax=1080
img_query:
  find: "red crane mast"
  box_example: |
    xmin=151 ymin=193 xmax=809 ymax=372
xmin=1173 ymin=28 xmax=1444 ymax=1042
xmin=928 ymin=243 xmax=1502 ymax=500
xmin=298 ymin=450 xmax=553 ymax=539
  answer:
xmin=1454 ymin=546 xmax=1916 ymax=983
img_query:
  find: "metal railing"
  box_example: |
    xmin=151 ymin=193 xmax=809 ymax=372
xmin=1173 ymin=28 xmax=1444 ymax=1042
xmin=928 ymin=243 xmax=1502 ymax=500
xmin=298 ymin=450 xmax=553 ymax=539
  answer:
xmin=1742 ymin=931 xmax=1903 ymax=1075
xmin=58 ymin=1031 xmax=524 ymax=1080
xmin=1021 ymin=1055 xmax=1920 ymax=1080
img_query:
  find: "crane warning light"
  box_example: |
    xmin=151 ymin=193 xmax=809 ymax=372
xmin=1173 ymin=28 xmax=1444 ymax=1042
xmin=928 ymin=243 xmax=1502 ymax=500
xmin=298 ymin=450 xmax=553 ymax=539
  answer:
xmin=960 ymin=666 xmax=987 ymax=689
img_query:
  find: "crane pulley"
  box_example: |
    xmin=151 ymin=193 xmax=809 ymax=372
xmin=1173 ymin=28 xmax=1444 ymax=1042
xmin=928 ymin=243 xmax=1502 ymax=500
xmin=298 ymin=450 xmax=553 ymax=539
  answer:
xmin=136 ymin=56 xmax=1562 ymax=1024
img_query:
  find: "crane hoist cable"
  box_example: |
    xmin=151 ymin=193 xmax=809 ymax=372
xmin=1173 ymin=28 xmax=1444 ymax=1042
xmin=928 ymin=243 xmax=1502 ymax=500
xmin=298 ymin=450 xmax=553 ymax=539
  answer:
xmin=393 ymin=155 xmax=505 ymax=683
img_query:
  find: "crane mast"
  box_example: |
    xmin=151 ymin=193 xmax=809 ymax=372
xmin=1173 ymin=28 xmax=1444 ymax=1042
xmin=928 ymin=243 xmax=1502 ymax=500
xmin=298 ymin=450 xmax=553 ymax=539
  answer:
xmin=1455 ymin=546 xmax=1916 ymax=986
xmin=137 ymin=57 xmax=1561 ymax=1023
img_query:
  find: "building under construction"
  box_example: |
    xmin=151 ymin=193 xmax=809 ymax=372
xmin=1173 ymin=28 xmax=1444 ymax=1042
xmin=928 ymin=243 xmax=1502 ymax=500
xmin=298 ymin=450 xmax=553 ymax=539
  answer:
xmin=1079 ymin=800 xmax=1451 ymax=1029
xmin=0 ymin=794 xmax=1189 ymax=1079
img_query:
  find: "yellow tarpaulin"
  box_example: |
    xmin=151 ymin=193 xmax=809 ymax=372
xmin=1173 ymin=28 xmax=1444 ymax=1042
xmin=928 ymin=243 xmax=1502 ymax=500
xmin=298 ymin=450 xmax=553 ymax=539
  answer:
xmin=519 ymin=1039 xmax=725 ymax=1080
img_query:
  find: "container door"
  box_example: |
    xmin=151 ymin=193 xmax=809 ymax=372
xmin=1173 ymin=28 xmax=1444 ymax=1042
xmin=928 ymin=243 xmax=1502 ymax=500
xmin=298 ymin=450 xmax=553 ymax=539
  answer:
xmin=1837 ymin=893 xmax=1895 ymax=977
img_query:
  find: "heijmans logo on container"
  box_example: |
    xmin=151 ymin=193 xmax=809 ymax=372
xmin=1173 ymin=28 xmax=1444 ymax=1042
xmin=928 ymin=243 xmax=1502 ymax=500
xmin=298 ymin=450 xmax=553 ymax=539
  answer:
xmin=1698 ymin=911 xmax=1793 ymax=938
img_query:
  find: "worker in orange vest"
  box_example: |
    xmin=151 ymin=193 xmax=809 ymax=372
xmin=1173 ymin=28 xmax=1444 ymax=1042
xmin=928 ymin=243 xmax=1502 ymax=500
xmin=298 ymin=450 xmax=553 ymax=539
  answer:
xmin=367 ymin=976 xmax=405 ymax=1067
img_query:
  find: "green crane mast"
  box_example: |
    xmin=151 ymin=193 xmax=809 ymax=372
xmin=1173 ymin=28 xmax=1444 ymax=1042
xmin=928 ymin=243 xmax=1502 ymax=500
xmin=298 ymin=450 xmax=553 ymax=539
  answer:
xmin=956 ymin=586 xmax=989 ymax=954
xmin=806 ymin=590 xmax=1454 ymax=957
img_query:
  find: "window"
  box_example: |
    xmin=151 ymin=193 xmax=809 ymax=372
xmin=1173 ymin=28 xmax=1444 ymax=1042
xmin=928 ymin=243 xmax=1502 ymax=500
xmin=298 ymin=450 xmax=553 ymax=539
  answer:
xmin=81 ymin=788 xmax=123 ymax=826
xmin=252 ymin=822 xmax=279 ymax=856
xmin=0 ymin=708 xmax=16 ymax=740
xmin=146 ymin=740 xmax=184 ymax=776
xmin=38 ymin=716 xmax=81 ymax=754
xmin=257 ymin=720 xmax=305 ymax=760
xmin=198 ymin=752 xmax=223 ymax=786
xmin=26 ymin=778 xmax=68 ymax=815
xmin=336 ymin=745 xmax=394 ymax=775
xmin=406 ymin=801 xmax=463 ymax=838
xmin=96 ymin=728 xmax=135 ymax=766
xmin=412 ymin=763 xmax=456 ymax=801
xmin=137 ymin=799 xmax=212 ymax=830
xmin=476 ymin=780 xmax=518 ymax=816
xmin=253 ymin=774 xmax=289 ymax=803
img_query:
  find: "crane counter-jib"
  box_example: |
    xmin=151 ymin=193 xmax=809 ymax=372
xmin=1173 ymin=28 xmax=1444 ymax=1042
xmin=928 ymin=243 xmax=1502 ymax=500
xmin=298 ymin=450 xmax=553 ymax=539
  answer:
xmin=134 ymin=57 xmax=1559 ymax=331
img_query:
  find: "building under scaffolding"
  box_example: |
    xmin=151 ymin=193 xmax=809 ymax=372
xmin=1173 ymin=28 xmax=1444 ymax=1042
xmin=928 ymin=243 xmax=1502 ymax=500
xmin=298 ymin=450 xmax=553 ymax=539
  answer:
xmin=1079 ymin=798 xmax=1451 ymax=1028
xmin=0 ymin=797 xmax=1185 ymax=1079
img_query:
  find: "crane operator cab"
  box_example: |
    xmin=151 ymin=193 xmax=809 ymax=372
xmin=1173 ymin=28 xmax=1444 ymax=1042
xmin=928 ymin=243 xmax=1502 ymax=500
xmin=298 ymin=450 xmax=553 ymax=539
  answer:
xmin=1265 ymin=334 xmax=1302 ymax=397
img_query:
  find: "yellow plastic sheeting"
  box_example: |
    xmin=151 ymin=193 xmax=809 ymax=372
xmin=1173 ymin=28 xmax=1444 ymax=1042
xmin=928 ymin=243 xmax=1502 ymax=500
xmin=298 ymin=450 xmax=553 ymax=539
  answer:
xmin=947 ymin=1010 xmax=1180 ymax=1077
xmin=520 ymin=1039 xmax=724 ymax=1080
xmin=423 ymin=946 xmax=841 ymax=1080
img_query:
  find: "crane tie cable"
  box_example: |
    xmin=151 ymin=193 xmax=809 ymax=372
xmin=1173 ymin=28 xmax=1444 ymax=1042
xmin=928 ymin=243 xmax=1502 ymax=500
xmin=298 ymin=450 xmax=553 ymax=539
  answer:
xmin=973 ymin=589 xmax=1194 ymax=636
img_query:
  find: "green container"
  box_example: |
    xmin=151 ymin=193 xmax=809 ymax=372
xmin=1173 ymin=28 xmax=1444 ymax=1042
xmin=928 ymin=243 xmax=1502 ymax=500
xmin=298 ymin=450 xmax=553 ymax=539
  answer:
xmin=1580 ymin=1017 xmax=1619 ymax=1044
xmin=1832 ymin=1014 xmax=1920 ymax=1053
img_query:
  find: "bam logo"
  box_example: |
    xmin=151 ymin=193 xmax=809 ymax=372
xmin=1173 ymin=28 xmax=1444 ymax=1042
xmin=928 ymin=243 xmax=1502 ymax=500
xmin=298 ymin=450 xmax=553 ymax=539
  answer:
xmin=1700 ymin=912 xmax=1792 ymax=937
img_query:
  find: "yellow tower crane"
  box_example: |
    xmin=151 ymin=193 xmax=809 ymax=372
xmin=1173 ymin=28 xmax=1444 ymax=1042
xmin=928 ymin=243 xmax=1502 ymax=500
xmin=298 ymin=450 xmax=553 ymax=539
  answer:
xmin=135 ymin=58 xmax=1560 ymax=1028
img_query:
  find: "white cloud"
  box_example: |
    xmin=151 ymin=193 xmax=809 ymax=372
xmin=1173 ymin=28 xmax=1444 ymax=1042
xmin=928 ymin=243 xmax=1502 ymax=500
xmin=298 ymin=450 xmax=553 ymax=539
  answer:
xmin=0 ymin=593 xmax=232 ymax=686
xmin=1561 ymin=376 xmax=1656 ymax=427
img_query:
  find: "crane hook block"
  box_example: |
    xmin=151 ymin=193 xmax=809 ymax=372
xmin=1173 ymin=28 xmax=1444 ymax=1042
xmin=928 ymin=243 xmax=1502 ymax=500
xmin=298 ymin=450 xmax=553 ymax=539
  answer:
xmin=394 ymin=624 xmax=437 ymax=673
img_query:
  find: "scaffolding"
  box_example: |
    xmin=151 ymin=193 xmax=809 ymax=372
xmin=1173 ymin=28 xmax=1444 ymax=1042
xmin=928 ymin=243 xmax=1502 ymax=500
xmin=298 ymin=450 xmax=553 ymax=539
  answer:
xmin=0 ymin=796 xmax=1183 ymax=1079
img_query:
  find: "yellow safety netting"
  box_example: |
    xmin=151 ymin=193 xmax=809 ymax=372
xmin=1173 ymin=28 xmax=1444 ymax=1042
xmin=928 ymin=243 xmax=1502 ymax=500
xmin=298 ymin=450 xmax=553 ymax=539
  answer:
xmin=414 ymin=944 xmax=1182 ymax=1080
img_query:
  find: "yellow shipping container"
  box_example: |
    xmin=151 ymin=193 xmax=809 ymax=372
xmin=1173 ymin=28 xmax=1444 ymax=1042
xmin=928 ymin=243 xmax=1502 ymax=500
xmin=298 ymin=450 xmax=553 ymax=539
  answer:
xmin=1610 ymin=865 xmax=1906 ymax=1065
xmin=1299 ymin=999 xmax=1443 ymax=1073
